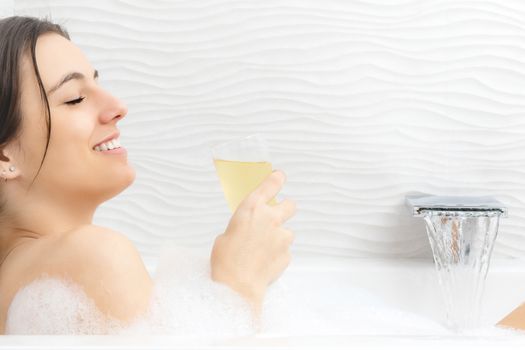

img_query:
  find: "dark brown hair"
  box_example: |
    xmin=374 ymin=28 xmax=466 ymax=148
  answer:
xmin=0 ymin=16 xmax=70 ymax=186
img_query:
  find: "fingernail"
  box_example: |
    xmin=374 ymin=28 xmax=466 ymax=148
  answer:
xmin=273 ymin=170 xmax=285 ymax=181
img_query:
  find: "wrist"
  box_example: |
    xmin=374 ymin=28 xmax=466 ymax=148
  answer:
xmin=217 ymin=278 xmax=265 ymax=315
xmin=236 ymin=284 xmax=265 ymax=313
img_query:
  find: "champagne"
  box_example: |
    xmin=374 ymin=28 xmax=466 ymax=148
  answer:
xmin=214 ymin=159 xmax=277 ymax=212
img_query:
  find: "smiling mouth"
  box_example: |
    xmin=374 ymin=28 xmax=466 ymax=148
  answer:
xmin=93 ymin=137 xmax=121 ymax=152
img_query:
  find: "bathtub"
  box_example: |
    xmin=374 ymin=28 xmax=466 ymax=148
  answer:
xmin=2 ymin=254 xmax=525 ymax=349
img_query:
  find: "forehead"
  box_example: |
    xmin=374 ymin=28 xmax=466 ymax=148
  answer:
xmin=32 ymin=33 xmax=93 ymax=90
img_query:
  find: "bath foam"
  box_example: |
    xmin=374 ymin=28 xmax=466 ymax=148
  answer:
xmin=5 ymin=276 xmax=124 ymax=334
xmin=6 ymin=246 xmax=525 ymax=337
xmin=124 ymin=246 xmax=256 ymax=336
xmin=5 ymin=247 xmax=257 ymax=335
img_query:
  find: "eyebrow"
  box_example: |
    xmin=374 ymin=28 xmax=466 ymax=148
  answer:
xmin=47 ymin=69 xmax=99 ymax=96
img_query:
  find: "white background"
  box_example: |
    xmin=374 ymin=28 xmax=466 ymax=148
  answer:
xmin=5 ymin=0 xmax=525 ymax=259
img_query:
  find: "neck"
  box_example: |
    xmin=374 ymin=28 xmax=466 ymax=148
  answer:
xmin=0 ymin=193 xmax=97 ymax=266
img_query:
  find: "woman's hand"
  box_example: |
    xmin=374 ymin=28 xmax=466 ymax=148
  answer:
xmin=210 ymin=170 xmax=296 ymax=315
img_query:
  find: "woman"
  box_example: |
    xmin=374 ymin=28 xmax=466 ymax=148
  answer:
xmin=0 ymin=16 xmax=296 ymax=334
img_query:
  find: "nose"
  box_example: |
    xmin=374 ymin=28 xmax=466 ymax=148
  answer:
xmin=97 ymin=89 xmax=128 ymax=124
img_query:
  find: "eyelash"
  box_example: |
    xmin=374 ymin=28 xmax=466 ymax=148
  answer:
xmin=65 ymin=96 xmax=85 ymax=105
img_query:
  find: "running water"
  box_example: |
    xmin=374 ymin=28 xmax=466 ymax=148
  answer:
xmin=424 ymin=211 xmax=501 ymax=330
xmin=406 ymin=194 xmax=507 ymax=331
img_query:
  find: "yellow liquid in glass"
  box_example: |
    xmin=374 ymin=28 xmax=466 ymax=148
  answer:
xmin=214 ymin=159 xmax=277 ymax=212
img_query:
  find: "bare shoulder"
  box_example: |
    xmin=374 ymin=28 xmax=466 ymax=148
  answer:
xmin=0 ymin=225 xmax=154 ymax=333
xmin=59 ymin=224 xmax=145 ymax=270
xmin=58 ymin=225 xmax=148 ymax=281
xmin=57 ymin=225 xmax=154 ymax=322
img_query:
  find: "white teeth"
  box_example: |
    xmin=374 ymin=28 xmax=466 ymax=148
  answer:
xmin=94 ymin=137 xmax=122 ymax=152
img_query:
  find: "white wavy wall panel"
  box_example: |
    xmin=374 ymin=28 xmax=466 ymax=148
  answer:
xmin=11 ymin=0 xmax=525 ymax=258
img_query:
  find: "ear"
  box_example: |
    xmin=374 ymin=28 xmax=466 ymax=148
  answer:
xmin=0 ymin=147 xmax=20 ymax=181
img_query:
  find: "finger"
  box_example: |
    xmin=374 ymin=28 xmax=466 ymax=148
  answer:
xmin=279 ymin=228 xmax=295 ymax=246
xmin=249 ymin=170 xmax=286 ymax=204
xmin=275 ymin=198 xmax=297 ymax=223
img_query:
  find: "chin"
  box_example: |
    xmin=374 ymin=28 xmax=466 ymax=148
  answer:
xmin=100 ymin=164 xmax=136 ymax=201
xmin=115 ymin=164 xmax=136 ymax=193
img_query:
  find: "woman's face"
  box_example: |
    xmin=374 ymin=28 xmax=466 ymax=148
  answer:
xmin=11 ymin=33 xmax=135 ymax=206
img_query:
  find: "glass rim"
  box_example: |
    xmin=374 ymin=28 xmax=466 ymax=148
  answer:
xmin=211 ymin=134 xmax=266 ymax=151
xmin=211 ymin=134 xmax=270 ymax=161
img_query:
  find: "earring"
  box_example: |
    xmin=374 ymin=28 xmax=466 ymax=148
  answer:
xmin=8 ymin=165 xmax=15 ymax=172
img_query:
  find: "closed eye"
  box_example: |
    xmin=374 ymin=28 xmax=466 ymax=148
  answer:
xmin=65 ymin=97 xmax=85 ymax=105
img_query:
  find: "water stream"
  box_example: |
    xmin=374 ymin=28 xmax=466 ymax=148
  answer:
xmin=423 ymin=210 xmax=501 ymax=330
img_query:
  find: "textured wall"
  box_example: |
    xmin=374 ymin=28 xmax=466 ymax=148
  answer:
xmin=0 ymin=0 xmax=12 ymax=16
xmin=9 ymin=0 xmax=525 ymax=258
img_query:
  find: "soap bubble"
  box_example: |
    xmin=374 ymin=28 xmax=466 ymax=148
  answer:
xmin=6 ymin=246 xmax=525 ymax=338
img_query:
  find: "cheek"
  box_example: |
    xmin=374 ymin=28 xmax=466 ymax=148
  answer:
xmin=46 ymin=114 xmax=95 ymax=167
